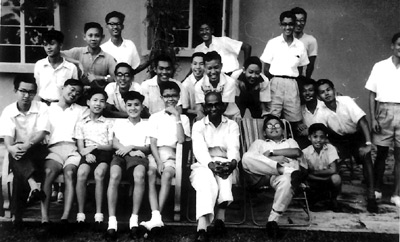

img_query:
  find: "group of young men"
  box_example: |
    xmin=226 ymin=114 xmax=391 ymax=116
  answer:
xmin=0 ymin=6 xmax=399 ymax=242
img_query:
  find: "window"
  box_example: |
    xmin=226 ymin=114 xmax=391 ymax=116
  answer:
xmin=147 ymin=0 xmax=238 ymax=57
xmin=0 ymin=0 xmax=60 ymax=72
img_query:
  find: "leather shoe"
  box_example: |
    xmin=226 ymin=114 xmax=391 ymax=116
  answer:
xmin=367 ymin=198 xmax=378 ymax=213
xmin=106 ymin=229 xmax=117 ymax=241
xmin=130 ymin=226 xmax=140 ymax=239
xmin=195 ymin=229 xmax=209 ymax=242
xmin=27 ymin=189 xmax=46 ymax=205
xmin=213 ymin=219 xmax=226 ymax=235
xmin=266 ymin=221 xmax=280 ymax=239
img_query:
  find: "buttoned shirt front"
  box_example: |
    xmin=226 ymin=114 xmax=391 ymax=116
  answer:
xmin=113 ymin=118 xmax=150 ymax=147
xmin=34 ymin=57 xmax=78 ymax=101
xmin=316 ymin=96 xmax=366 ymax=135
xmin=365 ymin=56 xmax=400 ymax=103
xmin=302 ymin=143 xmax=339 ymax=171
xmin=74 ymin=115 xmax=114 ymax=147
xmin=148 ymin=110 xmax=190 ymax=148
xmin=101 ymin=38 xmax=140 ymax=69
xmin=47 ymin=102 xmax=89 ymax=145
xmin=62 ymin=46 xmax=116 ymax=78
xmin=182 ymin=74 xmax=204 ymax=110
xmin=301 ymin=99 xmax=324 ymax=127
xmin=191 ymin=116 xmax=240 ymax=168
xmin=141 ymin=76 xmax=183 ymax=114
xmin=104 ymin=82 xmax=142 ymax=112
xmin=0 ymin=101 xmax=50 ymax=143
xmin=260 ymin=34 xmax=309 ymax=77
xmin=194 ymin=36 xmax=242 ymax=73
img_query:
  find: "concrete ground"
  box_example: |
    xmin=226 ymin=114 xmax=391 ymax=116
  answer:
xmin=0 ymin=142 xmax=399 ymax=235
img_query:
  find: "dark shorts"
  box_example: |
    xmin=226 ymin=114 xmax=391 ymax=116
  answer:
xmin=327 ymin=130 xmax=366 ymax=163
xmin=110 ymin=155 xmax=149 ymax=170
xmin=81 ymin=149 xmax=113 ymax=167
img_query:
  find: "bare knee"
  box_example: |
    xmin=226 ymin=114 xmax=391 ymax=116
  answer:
xmin=133 ymin=168 xmax=145 ymax=183
xmin=330 ymin=174 xmax=342 ymax=187
xmin=94 ymin=168 xmax=106 ymax=181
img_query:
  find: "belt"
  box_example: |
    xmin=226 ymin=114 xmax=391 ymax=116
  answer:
xmin=273 ymin=75 xmax=297 ymax=79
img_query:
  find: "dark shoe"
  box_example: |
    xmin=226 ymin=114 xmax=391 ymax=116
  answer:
xmin=213 ymin=219 xmax=226 ymax=235
xmin=27 ymin=189 xmax=46 ymax=205
xmin=94 ymin=221 xmax=104 ymax=232
xmin=130 ymin=227 xmax=139 ymax=240
xmin=106 ymin=229 xmax=117 ymax=241
xmin=367 ymin=198 xmax=378 ymax=213
xmin=266 ymin=221 xmax=280 ymax=239
xmin=195 ymin=229 xmax=209 ymax=242
xmin=37 ymin=221 xmax=52 ymax=238
xmin=330 ymin=200 xmax=342 ymax=213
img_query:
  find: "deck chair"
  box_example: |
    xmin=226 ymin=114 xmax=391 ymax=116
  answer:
xmin=240 ymin=118 xmax=311 ymax=227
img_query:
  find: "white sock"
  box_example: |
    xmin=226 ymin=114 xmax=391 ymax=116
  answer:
xmin=108 ymin=216 xmax=118 ymax=231
xmin=76 ymin=213 xmax=85 ymax=222
xmin=268 ymin=209 xmax=281 ymax=222
xmin=151 ymin=210 xmax=161 ymax=221
xmin=129 ymin=214 xmax=138 ymax=229
xmin=94 ymin=213 xmax=104 ymax=222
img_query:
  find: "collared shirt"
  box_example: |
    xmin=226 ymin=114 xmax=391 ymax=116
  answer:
xmin=316 ymin=96 xmax=366 ymax=135
xmin=302 ymin=143 xmax=339 ymax=171
xmin=191 ymin=115 xmax=240 ymax=168
xmin=0 ymin=101 xmax=50 ymax=143
xmin=194 ymin=35 xmax=242 ymax=73
xmin=230 ymin=69 xmax=271 ymax=102
xmin=148 ymin=110 xmax=190 ymax=148
xmin=104 ymin=82 xmax=142 ymax=112
xmin=194 ymin=73 xmax=239 ymax=117
xmin=301 ymin=99 xmax=324 ymax=127
xmin=74 ymin=115 xmax=114 ymax=147
xmin=298 ymin=33 xmax=318 ymax=57
xmin=182 ymin=74 xmax=204 ymax=110
xmin=365 ymin=56 xmax=400 ymax=103
xmin=113 ymin=118 xmax=150 ymax=147
xmin=141 ymin=75 xmax=183 ymax=114
xmin=101 ymin=38 xmax=141 ymax=69
xmin=260 ymin=34 xmax=309 ymax=77
xmin=47 ymin=102 xmax=89 ymax=145
xmin=34 ymin=57 xmax=78 ymax=101
xmin=62 ymin=46 xmax=116 ymax=78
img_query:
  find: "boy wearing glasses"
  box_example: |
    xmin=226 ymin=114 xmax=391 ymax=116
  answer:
xmin=260 ymin=11 xmax=308 ymax=129
xmin=242 ymin=114 xmax=303 ymax=239
xmin=140 ymin=81 xmax=190 ymax=232
xmin=101 ymin=11 xmax=150 ymax=74
xmin=0 ymin=74 xmax=50 ymax=225
xmin=104 ymin=62 xmax=142 ymax=118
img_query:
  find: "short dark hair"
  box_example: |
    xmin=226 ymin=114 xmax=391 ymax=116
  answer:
xmin=298 ymin=76 xmax=316 ymax=90
xmin=43 ymin=29 xmax=64 ymax=44
xmin=243 ymin=56 xmax=262 ymax=69
xmin=279 ymin=10 xmax=296 ymax=23
xmin=308 ymin=123 xmax=328 ymax=136
xmin=205 ymin=91 xmax=222 ymax=103
xmin=87 ymin=88 xmax=108 ymax=101
xmin=392 ymin=32 xmax=400 ymax=44
xmin=84 ymin=22 xmax=103 ymax=35
xmin=204 ymin=51 xmax=222 ymax=63
xmin=64 ymin=79 xmax=84 ymax=89
xmin=123 ymin=91 xmax=144 ymax=104
xmin=154 ymin=54 xmax=173 ymax=68
xmin=114 ymin=62 xmax=134 ymax=76
xmin=14 ymin=73 xmax=37 ymax=91
xmin=191 ymin=52 xmax=205 ymax=63
xmin=105 ymin=11 xmax=125 ymax=24
xmin=198 ymin=22 xmax=213 ymax=30
xmin=263 ymin=114 xmax=284 ymax=131
xmin=159 ymin=81 xmax=180 ymax=95
xmin=291 ymin=7 xmax=307 ymax=20
xmin=316 ymin=79 xmax=335 ymax=90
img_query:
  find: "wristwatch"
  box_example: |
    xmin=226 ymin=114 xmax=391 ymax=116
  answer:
xmin=269 ymin=149 xmax=274 ymax=156
xmin=365 ymin=141 xmax=372 ymax=146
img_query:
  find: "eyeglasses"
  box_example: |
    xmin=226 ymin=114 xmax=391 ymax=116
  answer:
xmin=18 ymin=89 xmax=36 ymax=96
xmin=162 ymin=94 xmax=179 ymax=99
xmin=205 ymin=102 xmax=223 ymax=109
xmin=281 ymin=23 xmax=295 ymax=26
xmin=107 ymin=22 xmax=122 ymax=27
xmin=116 ymin=72 xmax=131 ymax=78
xmin=266 ymin=123 xmax=281 ymax=129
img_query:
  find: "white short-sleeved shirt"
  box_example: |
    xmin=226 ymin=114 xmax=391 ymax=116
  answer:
xmin=230 ymin=69 xmax=271 ymax=102
xmin=298 ymin=33 xmax=318 ymax=57
xmin=101 ymin=38 xmax=141 ymax=69
xmin=301 ymin=99 xmax=324 ymax=127
xmin=47 ymin=103 xmax=89 ymax=145
xmin=191 ymin=116 xmax=240 ymax=168
xmin=141 ymin=76 xmax=183 ymax=114
xmin=365 ymin=56 xmax=400 ymax=103
xmin=113 ymin=118 xmax=150 ymax=147
xmin=316 ymin=96 xmax=366 ymax=135
xmin=194 ymin=73 xmax=239 ymax=116
xmin=260 ymin=34 xmax=309 ymax=77
xmin=194 ymin=36 xmax=242 ymax=73
xmin=182 ymin=74 xmax=204 ymax=110
xmin=105 ymin=82 xmax=142 ymax=112
xmin=0 ymin=101 xmax=50 ymax=143
xmin=148 ymin=110 xmax=190 ymax=148
xmin=302 ymin=143 xmax=339 ymax=171
xmin=74 ymin=115 xmax=114 ymax=147
xmin=34 ymin=57 xmax=78 ymax=101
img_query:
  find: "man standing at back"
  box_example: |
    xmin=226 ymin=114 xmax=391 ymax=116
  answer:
xmin=291 ymin=7 xmax=318 ymax=78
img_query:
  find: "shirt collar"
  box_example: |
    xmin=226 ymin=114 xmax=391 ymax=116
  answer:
xmin=84 ymin=46 xmax=105 ymax=57
xmin=43 ymin=57 xmax=72 ymax=70
xmin=310 ymin=143 xmax=328 ymax=154
xmin=265 ymin=137 xmax=287 ymax=144
xmin=83 ymin=115 xmax=106 ymax=123
xmin=204 ymin=115 xmax=228 ymax=126
xmin=10 ymin=101 xmax=40 ymax=117
xmin=279 ymin=34 xmax=300 ymax=47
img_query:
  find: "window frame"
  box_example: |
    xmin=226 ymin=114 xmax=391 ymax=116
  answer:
xmin=0 ymin=0 xmax=60 ymax=73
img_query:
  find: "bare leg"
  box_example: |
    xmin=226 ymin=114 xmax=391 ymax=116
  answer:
xmin=107 ymin=165 xmax=122 ymax=217
xmin=132 ymin=165 xmax=146 ymax=215
xmin=61 ymin=164 xmax=77 ymax=220
xmin=94 ymin=163 xmax=109 ymax=214
xmin=76 ymin=164 xmax=91 ymax=214
xmin=158 ymin=167 xmax=175 ymax=212
xmin=393 ymin=147 xmax=400 ymax=196
xmin=40 ymin=160 xmax=62 ymax=223
xmin=374 ymin=146 xmax=389 ymax=192
xmin=147 ymin=167 xmax=159 ymax=211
